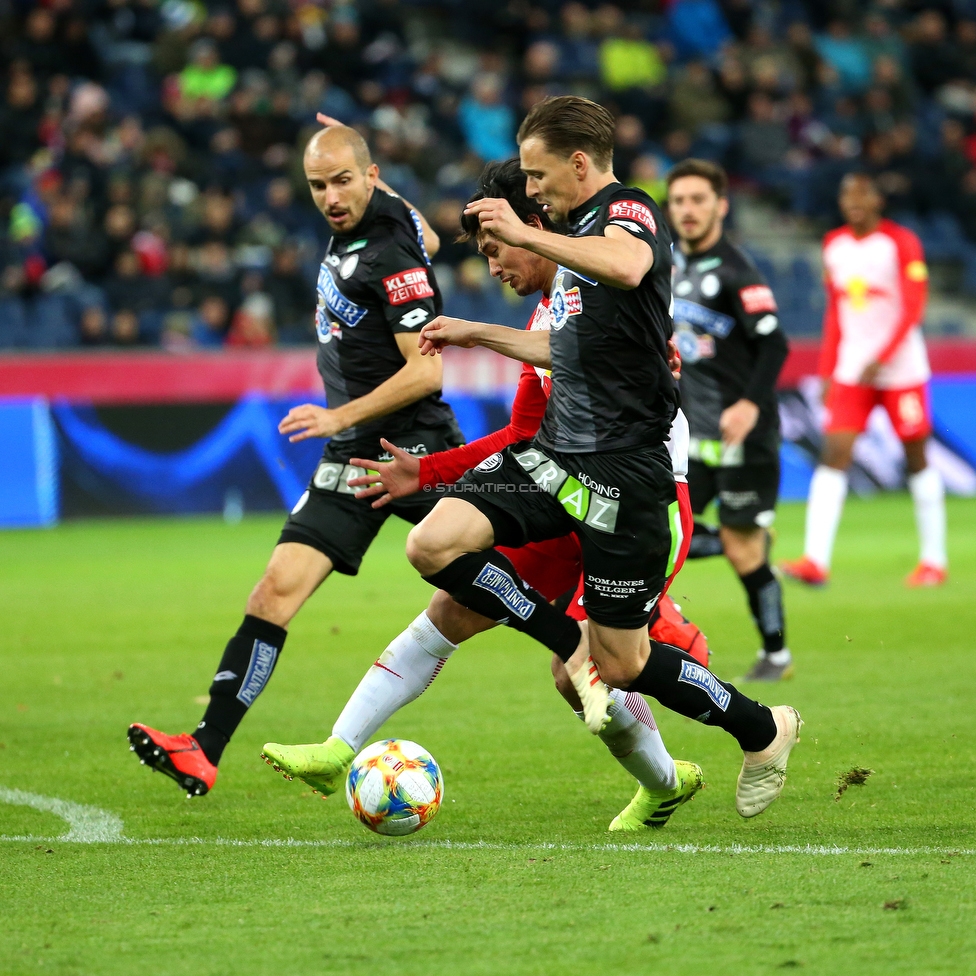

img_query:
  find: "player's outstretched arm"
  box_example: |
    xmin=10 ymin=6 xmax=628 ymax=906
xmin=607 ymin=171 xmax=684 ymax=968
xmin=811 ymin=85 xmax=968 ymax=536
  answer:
xmin=347 ymin=438 xmax=421 ymax=508
xmin=463 ymin=197 xmax=653 ymax=289
xmin=418 ymin=315 xmax=551 ymax=368
xmin=278 ymin=332 xmax=442 ymax=442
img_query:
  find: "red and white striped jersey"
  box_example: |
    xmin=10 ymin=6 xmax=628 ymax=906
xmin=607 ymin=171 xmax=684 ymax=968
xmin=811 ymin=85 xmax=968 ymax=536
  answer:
xmin=820 ymin=219 xmax=930 ymax=389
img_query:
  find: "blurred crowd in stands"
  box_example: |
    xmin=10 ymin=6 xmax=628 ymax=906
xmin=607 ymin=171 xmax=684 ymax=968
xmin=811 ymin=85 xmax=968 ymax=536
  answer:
xmin=3 ymin=0 xmax=976 ymax=351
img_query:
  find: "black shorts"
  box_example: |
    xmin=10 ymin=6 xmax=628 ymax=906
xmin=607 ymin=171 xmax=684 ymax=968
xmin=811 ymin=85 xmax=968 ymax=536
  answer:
xmin=445 ymin=440 xmax=677 ymax=629
xmin=687 ymin=459 xmax=779 ymax=529
xmin=279 ymin=428 xmax=462 ymax=575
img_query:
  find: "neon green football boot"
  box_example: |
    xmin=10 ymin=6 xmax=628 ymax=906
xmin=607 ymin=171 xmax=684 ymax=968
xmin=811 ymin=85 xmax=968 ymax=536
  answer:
xmin=261 ymin=735 xmax=355 ymax=796
xmin=608 ymin=760 xmax=704 ymax=831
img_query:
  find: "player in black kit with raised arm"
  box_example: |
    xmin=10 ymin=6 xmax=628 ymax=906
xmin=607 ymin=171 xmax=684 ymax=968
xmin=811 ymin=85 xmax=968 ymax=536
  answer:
xmin=127 ymin=123 xmax=463 ymax=796
xmin=409 ymin=98 xmax=802 ymax=818
xmin=666 ymin=160 xmax=792 ymax=682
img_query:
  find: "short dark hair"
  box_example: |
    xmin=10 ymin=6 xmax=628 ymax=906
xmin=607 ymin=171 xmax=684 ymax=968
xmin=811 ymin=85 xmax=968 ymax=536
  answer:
xmin=458 ymin=158 xmax=555 ymax=242
xmin=666 ymin=159 xmax=729 ymax=198
xmin=841 ymin=170 xmax=882 ymax=195
xmin=517 ymin=96 xmax=615 ymax=172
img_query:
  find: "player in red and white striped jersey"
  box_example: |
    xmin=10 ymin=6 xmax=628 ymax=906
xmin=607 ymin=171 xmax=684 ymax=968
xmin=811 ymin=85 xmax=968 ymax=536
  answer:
xmin=782 ymin=173 xmax=947 ymax=587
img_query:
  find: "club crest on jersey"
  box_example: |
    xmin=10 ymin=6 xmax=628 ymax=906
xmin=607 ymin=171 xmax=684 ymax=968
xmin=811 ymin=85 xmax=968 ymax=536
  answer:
xmin=550 ymin=285 xmax=583 ymax=330
xmin=339 ymin=253 xmax=359 ymax=279
xmin=314 ymin=308 xmax=343 ymax=344
xmin=317 ymin=263 xmax=367 ymax=328
xmin=475 ymin=452 xmax=504 ymax=473
xmin=608 ymin=199 xmax=656 ymax=234
xmin=383 ymin=267 xmax=434 ymax=305
xmin=674 ymin=326 xmax=714 ymax=363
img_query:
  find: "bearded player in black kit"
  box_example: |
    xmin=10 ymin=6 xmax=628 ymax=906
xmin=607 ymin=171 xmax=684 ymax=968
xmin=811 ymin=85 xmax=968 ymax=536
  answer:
xmin=666 ymin=159 xmax=793 ymax=683
xmin=127 ymin=122 xmax=463 ymax=796
xmin=408 ymin=97 xmax=802 ymax=818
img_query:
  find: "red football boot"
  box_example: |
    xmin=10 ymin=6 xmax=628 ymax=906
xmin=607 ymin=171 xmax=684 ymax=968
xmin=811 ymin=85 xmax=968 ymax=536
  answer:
xmin=650 ymin=594 xmax=710 ymax=668
xmin=779 ymin=555 xmax=829 ymax=587
xmin=127 ymin=723 xmax=217 ymax=797
xmin=905 ymin=562 xmax=947 ymax=588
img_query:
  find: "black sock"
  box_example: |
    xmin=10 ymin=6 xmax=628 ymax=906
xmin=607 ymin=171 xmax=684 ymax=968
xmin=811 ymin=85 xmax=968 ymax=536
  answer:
xmin=687 ymin=521 xmax=724 ymax=559
xmin=424 ymin=550 xmax=581 ymax=662
xmin=626 ymin=640 xmax=776 ymax=751
xmin=739 ymin=563 xmax=785 ymax=654
xmin=194 ymin=615 xmax=287 ymax=765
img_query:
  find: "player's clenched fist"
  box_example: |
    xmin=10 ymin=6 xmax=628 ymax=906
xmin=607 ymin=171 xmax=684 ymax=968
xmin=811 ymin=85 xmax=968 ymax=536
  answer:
xmin=418 ymin=316 xmax=485 ymax=355
xmin=462 ymin=197 xmax=530 ymax=247
xmin=278 ymin=403 xmax=346 ymax=441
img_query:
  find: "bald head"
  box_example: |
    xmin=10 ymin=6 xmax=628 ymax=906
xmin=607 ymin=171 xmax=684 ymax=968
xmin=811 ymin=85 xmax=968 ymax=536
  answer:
xmin=305 ymin=125 xmax=371 ymax=174
xmin=304 ymin=124 xmax=379 ymax=233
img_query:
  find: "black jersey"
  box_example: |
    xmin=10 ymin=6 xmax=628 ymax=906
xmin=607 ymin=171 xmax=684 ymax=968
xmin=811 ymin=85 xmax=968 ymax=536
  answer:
xmin=672 ymin=236 xmax=789 ymax=466
xmin=315 ymin=189 xmax=456 ymax=455
xmin=535 ymin=183 xmax=677 ymax=455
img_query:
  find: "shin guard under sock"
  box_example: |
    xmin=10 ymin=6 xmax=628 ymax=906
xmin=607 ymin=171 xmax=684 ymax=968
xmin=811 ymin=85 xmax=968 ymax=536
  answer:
xmin=424 ymin=550 xmax=581 ymax=661
xmin=739 ymin=563 xmax=785 ymax=654
xmin=626 ymin=640 xmax=776 ymax=752
xmin=195 ymin=614 xmax=287 ymax=764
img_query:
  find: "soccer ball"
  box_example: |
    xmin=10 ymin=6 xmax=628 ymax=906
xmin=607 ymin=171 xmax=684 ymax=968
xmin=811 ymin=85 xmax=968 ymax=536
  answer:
xmin=345 ymin=739 xmax=444 ymax=836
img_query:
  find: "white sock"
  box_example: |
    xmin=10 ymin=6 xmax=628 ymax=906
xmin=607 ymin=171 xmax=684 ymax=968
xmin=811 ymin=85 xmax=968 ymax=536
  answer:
xmin=804 ymin=465 xmax=848 ymax=569
xmin=575 ymin=689 xmax=676 ymax=791
xmin=908 ymin=466 xmax=947 ymax=568
xmin=332 ymin=612 xmax=457 ymax=752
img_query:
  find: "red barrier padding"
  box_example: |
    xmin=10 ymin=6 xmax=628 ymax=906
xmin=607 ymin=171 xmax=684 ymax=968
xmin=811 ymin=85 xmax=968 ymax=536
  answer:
xmin=1 ymin=340 xmax=973 ymax=404
xmin=775 ymin=339 xmax=976 ymax=387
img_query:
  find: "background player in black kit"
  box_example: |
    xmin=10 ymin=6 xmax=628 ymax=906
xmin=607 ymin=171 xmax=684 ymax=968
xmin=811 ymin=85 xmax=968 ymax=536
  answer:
xmin=127 ymin=123 xmax=463 ymax=796
xmin=666 ymin=160 xmax=792 ymax=682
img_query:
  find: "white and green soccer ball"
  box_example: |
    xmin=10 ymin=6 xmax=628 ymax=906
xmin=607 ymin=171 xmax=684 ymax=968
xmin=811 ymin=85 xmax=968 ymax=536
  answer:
xmin=345 ymin=739 xmax=444 ymax=836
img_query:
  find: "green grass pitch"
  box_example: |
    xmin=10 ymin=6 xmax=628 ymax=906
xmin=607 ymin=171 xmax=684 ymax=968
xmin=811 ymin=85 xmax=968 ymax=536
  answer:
xmin=1 ymin=495 xmax=975 ymax=975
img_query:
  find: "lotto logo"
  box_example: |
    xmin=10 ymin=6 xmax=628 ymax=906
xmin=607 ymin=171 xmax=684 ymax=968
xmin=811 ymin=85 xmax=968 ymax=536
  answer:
xmin=383 ymin=267 xmax=434 ymax=305
xmin=739 ymin=284 xmax=778 ymax=314
xmin=608 ymin=200 xmax=656 ymax=234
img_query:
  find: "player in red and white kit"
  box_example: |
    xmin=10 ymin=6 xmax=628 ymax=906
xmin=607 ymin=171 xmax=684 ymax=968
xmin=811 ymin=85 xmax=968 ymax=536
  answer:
xmin=782 ymin=173 xmax=947 ymax=587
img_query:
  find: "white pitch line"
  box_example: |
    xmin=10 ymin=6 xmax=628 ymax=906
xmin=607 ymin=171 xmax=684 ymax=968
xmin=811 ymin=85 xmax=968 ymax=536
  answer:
xmin=0 ymin=834 xmax=972 ymax=857
xmin=2 ymin=786 xmax=972 ymax=856
xmin=0 ymin=787 xmax=123 ymax=843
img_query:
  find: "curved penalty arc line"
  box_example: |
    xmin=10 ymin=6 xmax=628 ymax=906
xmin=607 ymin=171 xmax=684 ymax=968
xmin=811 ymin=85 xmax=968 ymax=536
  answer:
xmin=0 ymin=787 xmax=124 ymax=843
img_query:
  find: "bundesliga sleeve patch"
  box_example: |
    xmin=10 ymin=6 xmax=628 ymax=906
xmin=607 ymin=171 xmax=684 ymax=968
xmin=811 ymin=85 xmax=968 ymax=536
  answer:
xmin=607 ymin=199 xmax=656 ymax=234
xmin=383 ymin=267 xmax=434 ymax=305
xmin=739 ymin=284 xmax=778 ymax=314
